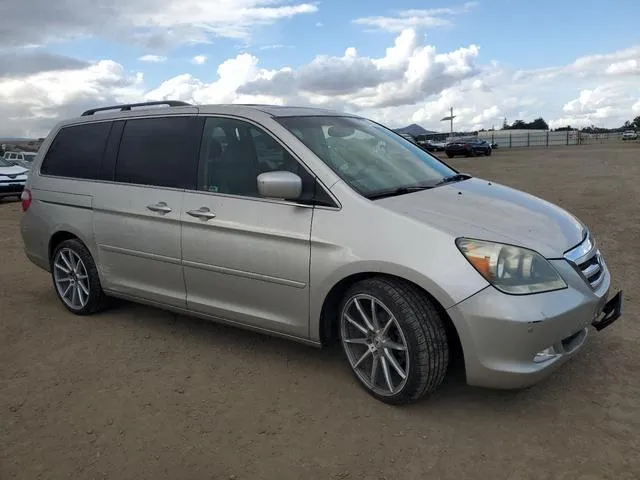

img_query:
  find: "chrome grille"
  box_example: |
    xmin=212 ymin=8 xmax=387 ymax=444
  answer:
xmin=564 ymin=233 xmax=605 ymax=290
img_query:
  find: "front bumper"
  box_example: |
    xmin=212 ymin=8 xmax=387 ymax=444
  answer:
xmin=447 ymin=259 xmax=622 ymax=389
xmin=0 ymin=181 xmax=25 ymax=197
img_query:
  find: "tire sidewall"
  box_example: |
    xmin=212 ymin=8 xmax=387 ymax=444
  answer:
xmin=339 ymin=282 xmax=430 ymax=404
xmin=51 ymin=240 xmax=102 ymax=315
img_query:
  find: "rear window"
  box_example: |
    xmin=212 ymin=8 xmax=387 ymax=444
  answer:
xmin=41 ymin=122 xmax=112 ymax=179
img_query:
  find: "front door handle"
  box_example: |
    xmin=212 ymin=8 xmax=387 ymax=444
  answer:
xmin=186 ymin=207 xmax=216 ymax=220
xmin=147 ymin=201 xmax=172 ymax=214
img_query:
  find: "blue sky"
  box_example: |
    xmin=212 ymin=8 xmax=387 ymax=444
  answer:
xmin=48 ymin=0 xmax=640 ymax=80
xmin=1 ymin=0 xmax=639 ymax=136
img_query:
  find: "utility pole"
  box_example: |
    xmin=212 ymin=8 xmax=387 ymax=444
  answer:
xmin=440 ymin=107 xmax=456 ymax=138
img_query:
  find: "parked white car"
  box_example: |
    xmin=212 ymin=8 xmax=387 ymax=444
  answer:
xmin=622 ymin=130 xmax=638 ymax=141
xmin=0 ymin=156 xmax=29 ymax=199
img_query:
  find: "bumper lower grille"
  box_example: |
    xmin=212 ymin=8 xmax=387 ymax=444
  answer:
xmin=564 ymin=233 xmax=605 ymax=290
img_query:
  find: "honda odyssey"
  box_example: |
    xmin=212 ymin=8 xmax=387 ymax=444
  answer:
xmin=20 ymin=101 xmax=623 ymax=404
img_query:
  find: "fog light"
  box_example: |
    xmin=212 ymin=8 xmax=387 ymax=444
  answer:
xmin=534 ymin=346 xmax=560 ymax=363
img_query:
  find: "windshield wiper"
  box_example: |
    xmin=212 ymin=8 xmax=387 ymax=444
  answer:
xmin=366 ymin=185 xmax=433 ymax=200
xmin=434 ymin=173 xmax=472 ymax=186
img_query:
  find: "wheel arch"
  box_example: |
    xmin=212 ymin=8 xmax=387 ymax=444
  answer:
xmin=317 ymin=271 xmax=463 ymax=363
xmin=47 ymin=227 xmax=99 ymax=273
xmin=48 ymin=230 xmax=80 ymax=264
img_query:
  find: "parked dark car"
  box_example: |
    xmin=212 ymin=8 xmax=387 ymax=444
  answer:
xmin=445 ymin=138 xmax=492 ymax=158
xmin=399 ymin=133 xmax=440 ymax=154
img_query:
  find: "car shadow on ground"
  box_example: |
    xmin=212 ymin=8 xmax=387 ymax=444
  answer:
xmin=76 ymin=295 xmax=595 ymax=413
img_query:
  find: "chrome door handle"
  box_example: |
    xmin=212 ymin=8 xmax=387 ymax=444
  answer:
xmin=147 ymin=201 xmax=172 ymax=214
xmin=186 ymin=207 xmax=216 ymax=220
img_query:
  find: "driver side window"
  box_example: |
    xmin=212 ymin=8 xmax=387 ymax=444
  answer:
xmin=197 ymin=117 xmax=319 ymax=202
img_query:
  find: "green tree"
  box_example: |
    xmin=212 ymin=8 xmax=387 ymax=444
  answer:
xmin=633 ymin=116 xmax=640 ymax=129
xmin=529 ymin=117 xmax=549 ymax=130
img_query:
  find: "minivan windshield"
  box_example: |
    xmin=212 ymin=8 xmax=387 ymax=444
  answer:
xmin=276 ymin=116 xmax=458 ymax=198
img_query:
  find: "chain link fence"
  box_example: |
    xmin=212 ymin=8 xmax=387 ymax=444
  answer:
xmin=419 ymin=130 xmax=639 ymax=149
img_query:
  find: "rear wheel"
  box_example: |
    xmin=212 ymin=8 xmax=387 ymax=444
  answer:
xmin=339 ymin=277 xmax=449 ymax=405
xmin=51 ymin=239 xmax=108 ymax=315
xmin=446 ymin=153 xmax=454 ymax=158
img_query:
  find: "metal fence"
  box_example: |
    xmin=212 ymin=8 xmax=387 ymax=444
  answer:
xmin=418 ymin=131 xmax=638 ymax=148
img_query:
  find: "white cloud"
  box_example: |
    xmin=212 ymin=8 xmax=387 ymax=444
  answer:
xmin=259 ymin=44 xmax=292 ymax=50
xmin=2 ymin=29 xmax=640 ymax=138
xmin=315 ymin=22 xmax=324 ymax=27
xmin=354 ymin=2 xmax=477 ymax=32
xmin=147 ymin=53 xmax=283 ymax=105
xmin=2 ymin=0 xmax=318 ymax=48
xmin=0 ymin=60 xmax=144 ymax=137
xmin=239 ymin=29 xmax=480 ymax=109
xmin=606 ymin=59 xmax=640 ymax=76
xmin=139 ymin=54 xmax=167 ymax=63
xmin=191 ymin=55 xmax=207 ymax=65
xmin=548 ymin=83 xmax=640 ymax=129
xmin=514 ymin=45 xmax=640 ymax=82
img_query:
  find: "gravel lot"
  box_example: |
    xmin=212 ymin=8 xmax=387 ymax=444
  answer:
xmin=1 ymin=143 xmax=639 ymax=480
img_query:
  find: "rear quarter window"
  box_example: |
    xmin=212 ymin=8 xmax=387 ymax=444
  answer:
xmin=40 ymin=121 xmax=113 ymax=179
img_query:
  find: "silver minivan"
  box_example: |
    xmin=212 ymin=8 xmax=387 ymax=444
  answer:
xmin=20 ymin=101 xmax=623 ymax=404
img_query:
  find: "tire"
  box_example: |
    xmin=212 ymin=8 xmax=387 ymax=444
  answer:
xmin=338 ymin=277 xmax=449 ymax=405
xmin=486 ymin=148 xmax=492 ymax=156
xmin=446 ymin=153 xmax=454 ymax=158
xmin=51 ymin=238 xmax=108 ymax=315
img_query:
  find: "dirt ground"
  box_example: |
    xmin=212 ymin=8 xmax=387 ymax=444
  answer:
xmin=1 ymin=143 xmax=639 ymax=480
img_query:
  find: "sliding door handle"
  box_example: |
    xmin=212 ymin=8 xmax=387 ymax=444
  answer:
xmin=186 ymin=207 xmax=216 ymax=220
xmin=147 ymin=201 xmax=172 ymax=214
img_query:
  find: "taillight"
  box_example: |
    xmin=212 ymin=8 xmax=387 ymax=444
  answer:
xmin=21 ymin=188 xmax=32 ymax=212
xmin=464 ymin=143 xmax=471 ymax=148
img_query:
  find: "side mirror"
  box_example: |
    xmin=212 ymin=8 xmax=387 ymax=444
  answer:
xmin=257 ymin=171 xmax=302 ymax=200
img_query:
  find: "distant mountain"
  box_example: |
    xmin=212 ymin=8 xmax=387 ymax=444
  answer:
xmin=0 ymin=137 xmax=30 ymax=143
xmin=393 ymin=124 xmax=436 ymax=137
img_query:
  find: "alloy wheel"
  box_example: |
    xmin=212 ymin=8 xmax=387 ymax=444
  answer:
xmin=340 ymin=294 xmax=410 ymax=396
xmin=53 ymin=248 xmax=90 ymax=310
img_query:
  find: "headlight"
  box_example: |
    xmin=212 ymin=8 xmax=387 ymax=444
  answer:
xmin=456 ymin=238 xmax=567 ymax=294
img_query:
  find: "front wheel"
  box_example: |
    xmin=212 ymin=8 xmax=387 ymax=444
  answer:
xmin=339 ymin=277 xmax=449 ymax=404
xmin=486 ymin=148 xmax=492 ymax=156
xmin=446 ymin=153 xmax=454 ymax=158
xmin=51 ymin=239 xmax=108 ymax=315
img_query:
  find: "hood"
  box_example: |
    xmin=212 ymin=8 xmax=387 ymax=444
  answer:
xmin=377 ymin=178 xmax=585 ymax=258
xmin=0 ymin=165 xmax=28 ymax=176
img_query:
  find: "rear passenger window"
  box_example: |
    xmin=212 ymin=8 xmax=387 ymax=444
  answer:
xmin=41 ymin=122 xmax=112 ymax=179
xmin=115 ymin=116 xmax=197 ymax=189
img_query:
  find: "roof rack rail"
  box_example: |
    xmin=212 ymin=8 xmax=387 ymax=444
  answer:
xmin=81 ymin=100 xmax=192 ymax=116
